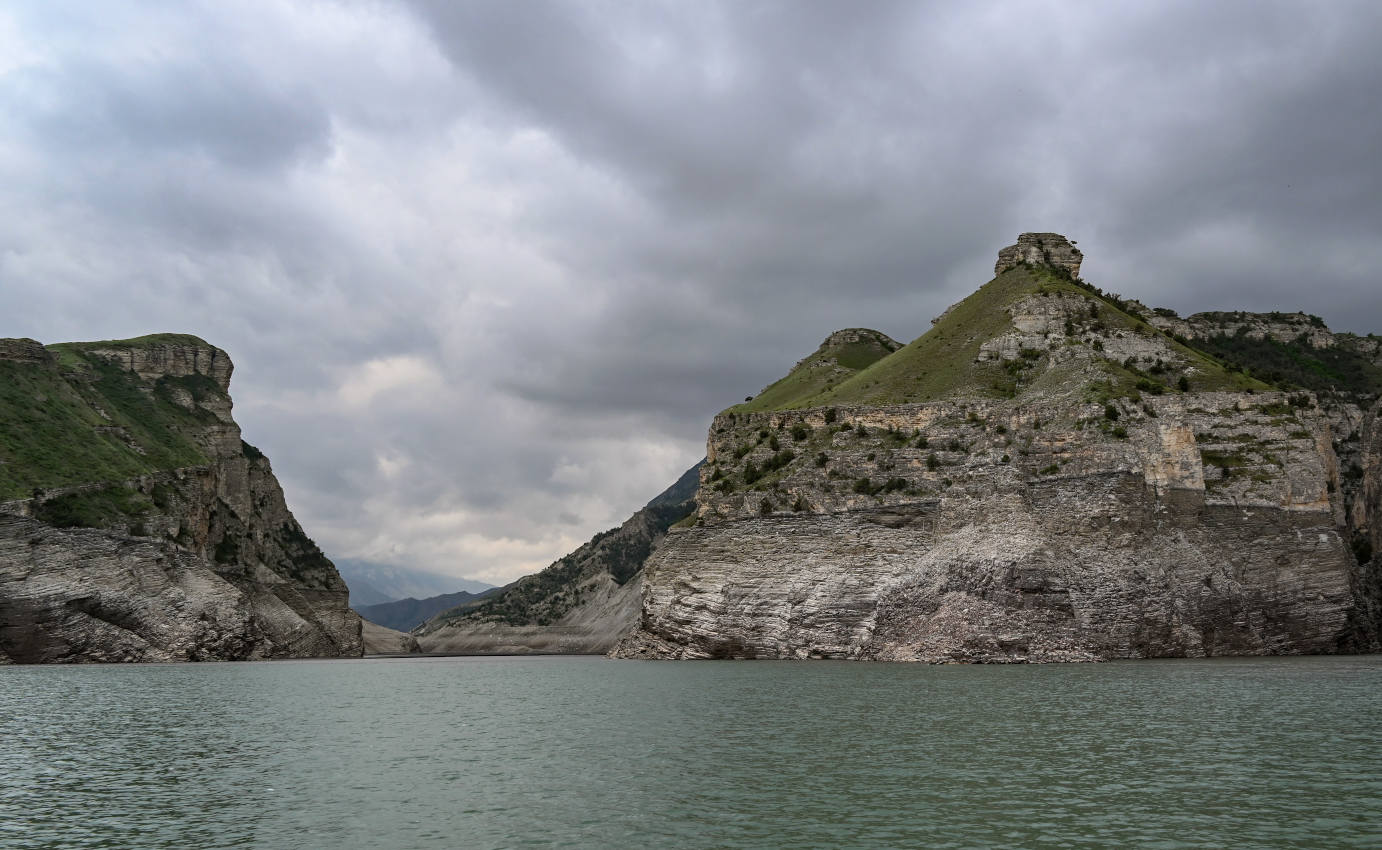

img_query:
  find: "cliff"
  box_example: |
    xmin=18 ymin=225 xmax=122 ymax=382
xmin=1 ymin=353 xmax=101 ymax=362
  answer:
xmin=614 ymin=234 xmax=1382 ymax=662
xmin=413 ymin=462 xmax=702 ymax=654
xmin=0 ymin=335 xmax=362 ymax=663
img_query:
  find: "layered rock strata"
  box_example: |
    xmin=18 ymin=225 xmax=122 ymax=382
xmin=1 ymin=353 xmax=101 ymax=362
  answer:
xmin=616 ymin=394 xmax=1357 ymax=661
xmin=995 ymin=232 xmax=1083 ymax=278
xmin=614 ymin=236 xmax=1378 ymax=662
xmin=361 ymin=620 xmax=423 ymax=655
xmin=0 ymin=336 xmax=362 ymax=663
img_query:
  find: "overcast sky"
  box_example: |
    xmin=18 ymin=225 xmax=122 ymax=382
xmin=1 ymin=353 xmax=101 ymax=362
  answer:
xmin=3 ymin=1 xmax=1380 ymax=585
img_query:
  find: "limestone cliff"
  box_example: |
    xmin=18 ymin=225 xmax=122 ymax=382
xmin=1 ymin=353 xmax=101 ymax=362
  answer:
xmin=614 ymin=235 xmax=1381 ymax=662
xmin=0 ymin=335 xmax=362 ymax=663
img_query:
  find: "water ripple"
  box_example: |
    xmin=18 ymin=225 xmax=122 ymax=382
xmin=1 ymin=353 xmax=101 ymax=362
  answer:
xmin=1 ymin=655 xmax=1380 ymax=848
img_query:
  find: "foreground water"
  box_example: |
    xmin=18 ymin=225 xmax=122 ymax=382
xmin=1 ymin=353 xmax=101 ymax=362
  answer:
xmin=2 ymin=656 xmax=1380 ymax=849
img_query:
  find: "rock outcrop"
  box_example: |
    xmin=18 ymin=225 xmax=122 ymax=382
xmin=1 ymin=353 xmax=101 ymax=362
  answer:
xmin=0 ymin=335 xmax=362 ymax=663
xmin=361 ymin=620 xmax=422 ymax=655
xmin=995 ymin=232 xmax=1083 ymax=279
xmin=613 ymin=236 xmax=1380 ymax=662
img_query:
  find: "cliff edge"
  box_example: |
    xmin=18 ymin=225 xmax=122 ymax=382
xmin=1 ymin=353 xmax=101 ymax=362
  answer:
xmin=0 ymin=334 xmax=362 ymax=663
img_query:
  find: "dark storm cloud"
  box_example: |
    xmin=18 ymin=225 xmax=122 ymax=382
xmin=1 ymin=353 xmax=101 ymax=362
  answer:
xmin=10 ymin=57 xmax=331 ymax=171
xmin=3 ymin=0 xmax=1381 ymax=582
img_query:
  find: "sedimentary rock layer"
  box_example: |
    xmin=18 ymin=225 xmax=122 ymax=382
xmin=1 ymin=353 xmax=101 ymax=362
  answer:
xmin=615 ymin=393 xmax=1359 ymax=661
xmin=0 ymin=336 xmax=361 ymax=663
xmin=614 ymin=236 xmax=1379 ymax=662
xmin=417 ymin=574 xmax=642 ymax=655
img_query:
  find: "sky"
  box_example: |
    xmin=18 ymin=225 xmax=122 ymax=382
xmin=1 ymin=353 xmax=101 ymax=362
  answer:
xmin=2 ymin=1 xmax=1381 ymax=585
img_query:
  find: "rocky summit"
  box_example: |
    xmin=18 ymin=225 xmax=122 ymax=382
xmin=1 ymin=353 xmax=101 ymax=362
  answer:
xmin=0 ymin=334 xmax=362 ymax=663
xmin=613 ymin=234 xmax=1382 ymax=662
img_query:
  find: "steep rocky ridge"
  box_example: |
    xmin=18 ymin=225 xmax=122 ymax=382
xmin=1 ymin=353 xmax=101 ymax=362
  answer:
xmin=0 ymin=335 xmax=362 ymax=663
xmin=614 ymin=234 xmax=1381 ymax=662
xmin=414 ymin=462 xmax=701 ymax=654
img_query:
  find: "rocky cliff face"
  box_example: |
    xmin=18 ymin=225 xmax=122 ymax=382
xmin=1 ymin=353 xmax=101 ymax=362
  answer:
xmin=0 ymin=335 xmax=362 ymax=663
xmin=361 ymin=620 xmax=422 ymax=655
xmin=995 ymin=232 xmax=1083 ymax=279
xmin=614 ymin=237 xmax=1380 ymax=662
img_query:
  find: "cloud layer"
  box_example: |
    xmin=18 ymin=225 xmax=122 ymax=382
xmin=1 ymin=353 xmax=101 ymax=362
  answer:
xmin=3 ymin=0 xmax=1380 ymax=583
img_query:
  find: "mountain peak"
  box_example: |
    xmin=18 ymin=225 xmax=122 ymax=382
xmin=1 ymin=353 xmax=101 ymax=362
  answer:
xmin=820 ymin=328 xmax=899 ymax=349
xmin=995 ymin=232 xmax=1083 ymax=278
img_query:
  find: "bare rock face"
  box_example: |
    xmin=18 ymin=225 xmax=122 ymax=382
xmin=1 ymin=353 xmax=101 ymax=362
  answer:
xmin=416 ymin=574 xmax=644 ymax=655
xmin=615 ymin=393 xmax=1358 ymax=661
xmin=995 ymin=233 xmax=1083 ymax=279
xmin=1154 ymin=311 xmax=1338 ymax=350
xmin=361 ymin=620 xmax=422 ymax=655
xmin=85 ymin=339 xmax=234 ymax=390
xmin=0 ymin=338 xmax=50 ymax=364
xmin=0 ymin=335 xmax=362 ymax=663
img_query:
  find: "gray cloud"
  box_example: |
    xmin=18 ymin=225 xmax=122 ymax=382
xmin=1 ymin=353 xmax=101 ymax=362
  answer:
xmin=2 ymin=0 xmax=1380 ymax=583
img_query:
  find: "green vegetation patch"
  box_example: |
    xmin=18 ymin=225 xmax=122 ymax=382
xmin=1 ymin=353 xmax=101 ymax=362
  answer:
xmin=731 ymin=330 xmax=900 ymax=413
xmin=1192 ymin=333 xmax=1382 ymax=400
xmin=33 ymin=484 xmax=153 ymax=532
xmin=48 ymin=332 xmax=212 ymax=352
xmin=0 ymin=352 xmax=214 ymax=499
xmin=799 ymin=267 xmax=1050 ymax=407
xmin=731 ymin=265 xmax=1266 ymax=413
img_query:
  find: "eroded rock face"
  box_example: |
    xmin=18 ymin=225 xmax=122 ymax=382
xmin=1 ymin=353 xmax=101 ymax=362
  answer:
xmin=417 ymin=574 xmax=644 ymax=655
xmin=1151 ymin=312 xmax=1337 ymax=349
xmin=0 ymin=338 xmax=50 ymax=364
xmin=85 ymin=341 xmax=234 ymax=391
xmin=615 ymin=392 xmax=1364 ymax=662
xmin=361 ymin=620 xmax=422 ymax=655
xmin=0 ymin=337 xmax=362 ymax=663
xmin=995 ymin=233 xmax=1083 ymax=279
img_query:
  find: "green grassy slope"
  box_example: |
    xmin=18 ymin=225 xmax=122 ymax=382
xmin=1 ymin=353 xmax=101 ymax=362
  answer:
xmin=740 ymin=266 xmax=1268 ymax=412
xmin=0 ymin=337 xmax=220 ymax=499
xmin=731 ymin=329 xmax=900 ymax=414
xmin=1193 ymin=332 xmax=1382 ymax=401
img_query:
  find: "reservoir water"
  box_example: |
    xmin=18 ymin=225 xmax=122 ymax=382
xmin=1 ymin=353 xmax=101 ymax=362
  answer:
xmin=2 ymin=655 xmax=1380 ymax=849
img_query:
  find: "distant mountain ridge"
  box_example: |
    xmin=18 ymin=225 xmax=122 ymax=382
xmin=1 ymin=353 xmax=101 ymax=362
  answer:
xmin=413 ymin=460 xmax=704 ymax=654
xmin=336 ymin=558 xmax=492 ymax=607
xmin=355 ymin=588 xmax=503 ymax=633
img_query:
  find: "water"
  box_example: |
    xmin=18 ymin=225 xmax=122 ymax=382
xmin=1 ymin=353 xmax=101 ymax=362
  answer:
xmin=2 ymin=656 xmax=1380 ymax=849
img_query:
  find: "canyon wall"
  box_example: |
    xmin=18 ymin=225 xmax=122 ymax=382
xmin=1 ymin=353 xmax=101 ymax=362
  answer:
xmin=0 ymin=336 xmax=362 ymax=663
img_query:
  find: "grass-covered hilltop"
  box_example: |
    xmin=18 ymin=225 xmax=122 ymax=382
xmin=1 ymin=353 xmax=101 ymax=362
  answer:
xmin=735 ymin=252 xmax=1269 ymax=416
xmin=0 ymin=334 xmax=362 ymax=663
xmin=0 ymin=334 xmax=227 ymax=500
xmin=734 ymin=234 xmax=1380 ymax=416
xmin=613 ymin=233 xmax=1382 ymax=662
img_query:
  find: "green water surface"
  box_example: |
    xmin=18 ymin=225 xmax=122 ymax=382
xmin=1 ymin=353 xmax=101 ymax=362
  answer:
xmin=2 ymin=655 xmax=1379 ymax=849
